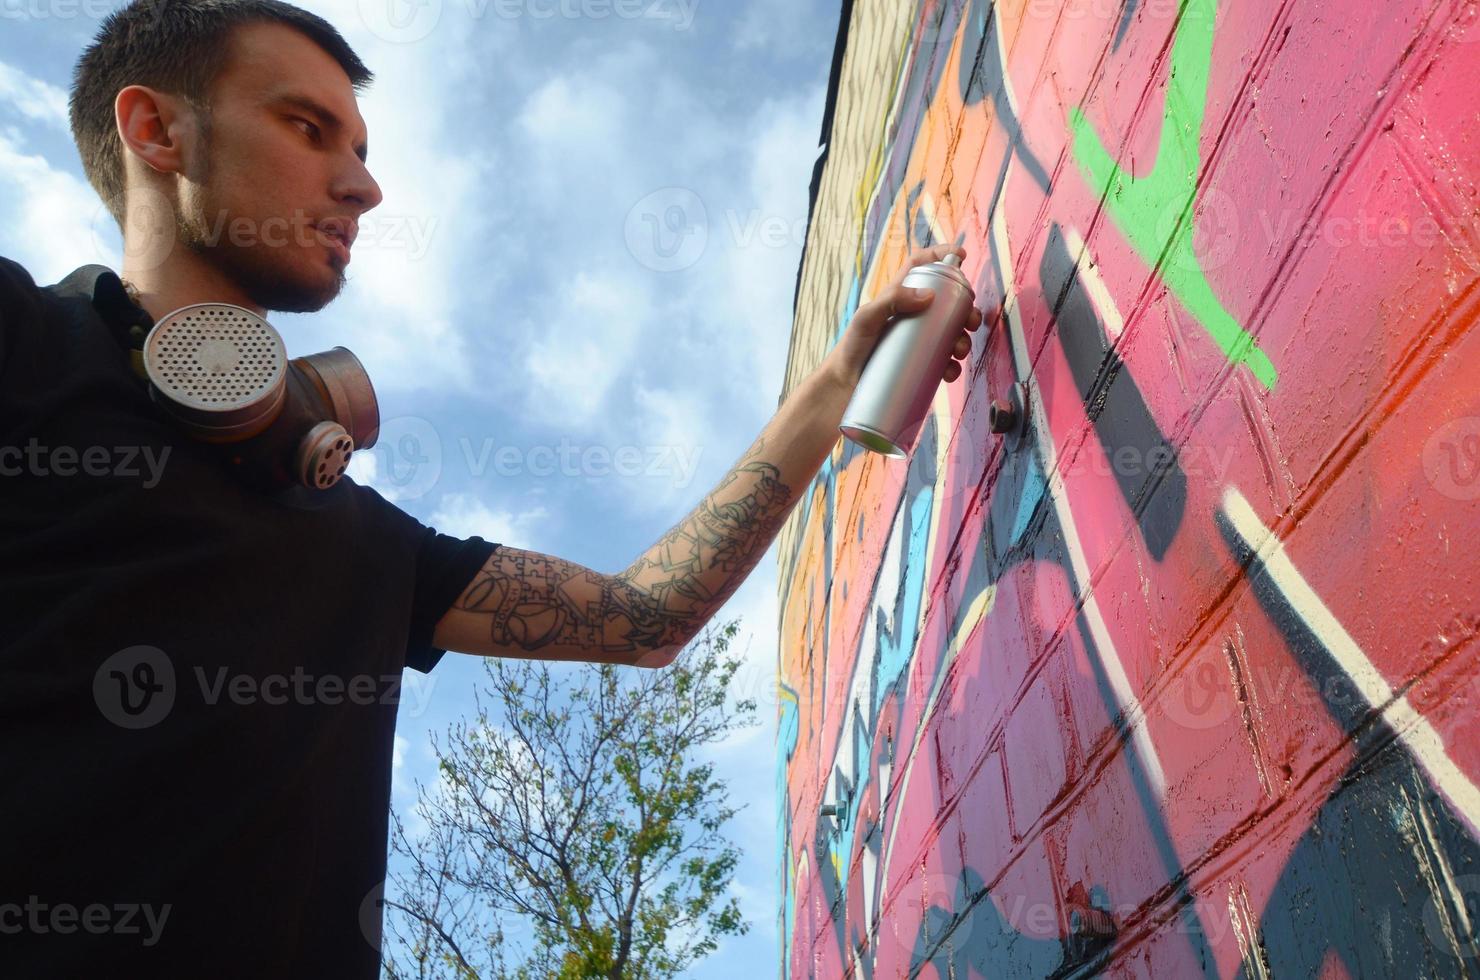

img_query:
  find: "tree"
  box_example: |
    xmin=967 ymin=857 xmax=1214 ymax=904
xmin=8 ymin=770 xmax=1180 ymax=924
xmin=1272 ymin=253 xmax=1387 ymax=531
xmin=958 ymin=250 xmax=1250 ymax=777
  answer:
xmin=383 ymin=618 xmax=757 ymax=979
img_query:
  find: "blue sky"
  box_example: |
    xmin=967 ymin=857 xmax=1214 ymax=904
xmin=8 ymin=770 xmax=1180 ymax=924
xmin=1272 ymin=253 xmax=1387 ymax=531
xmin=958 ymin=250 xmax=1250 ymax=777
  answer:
xmin=0 ymin=0 xmax=840 ymax=972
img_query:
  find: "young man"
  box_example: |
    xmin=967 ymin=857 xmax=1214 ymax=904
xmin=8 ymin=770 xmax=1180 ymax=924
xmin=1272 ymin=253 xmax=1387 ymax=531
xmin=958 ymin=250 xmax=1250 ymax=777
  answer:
xmin=0 ymin=0 xmax=980 ymax=972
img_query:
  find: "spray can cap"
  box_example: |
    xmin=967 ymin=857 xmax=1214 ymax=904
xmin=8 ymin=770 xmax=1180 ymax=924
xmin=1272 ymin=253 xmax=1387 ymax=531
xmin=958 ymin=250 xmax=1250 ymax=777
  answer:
xmin=942 ymin=252 xmax=962 ymax=268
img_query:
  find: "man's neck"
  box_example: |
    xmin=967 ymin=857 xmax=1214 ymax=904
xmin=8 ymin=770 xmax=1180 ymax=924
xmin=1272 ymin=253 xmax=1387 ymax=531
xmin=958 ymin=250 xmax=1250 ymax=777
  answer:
xmin=121 ymin=244 xmax=266 ymax=322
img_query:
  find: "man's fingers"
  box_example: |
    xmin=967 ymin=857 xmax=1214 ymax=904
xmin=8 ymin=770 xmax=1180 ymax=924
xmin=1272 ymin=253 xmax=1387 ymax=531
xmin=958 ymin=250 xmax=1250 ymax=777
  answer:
xmin=899 ymin=244 xmax=968 ymax=281
xmin=857 ymin=283 xmax=936 ymax=330
xmin=907 ymin=244 xmax=964 ymax=267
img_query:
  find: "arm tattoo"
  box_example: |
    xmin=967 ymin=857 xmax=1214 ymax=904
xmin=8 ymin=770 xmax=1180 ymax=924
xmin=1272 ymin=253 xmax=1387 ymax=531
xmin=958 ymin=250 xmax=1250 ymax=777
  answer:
xmin=616 ymin=433 xmax=795 ymax=648
xmin=451 ymin=434 xmax=796 ymax=658
xmin=454 ymin=551 xmax=674 ymax=655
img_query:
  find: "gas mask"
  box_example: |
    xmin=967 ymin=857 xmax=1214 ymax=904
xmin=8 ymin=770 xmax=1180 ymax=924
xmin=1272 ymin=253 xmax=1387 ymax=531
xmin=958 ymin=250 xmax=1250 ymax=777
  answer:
xmin=139 ymin=303 xmax=379 ymax=493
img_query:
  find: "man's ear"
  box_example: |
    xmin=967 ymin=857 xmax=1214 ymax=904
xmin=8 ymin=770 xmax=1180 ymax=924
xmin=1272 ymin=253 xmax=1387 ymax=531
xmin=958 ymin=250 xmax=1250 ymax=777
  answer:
xmin=115 ymin=85 xmax=202 ymax=177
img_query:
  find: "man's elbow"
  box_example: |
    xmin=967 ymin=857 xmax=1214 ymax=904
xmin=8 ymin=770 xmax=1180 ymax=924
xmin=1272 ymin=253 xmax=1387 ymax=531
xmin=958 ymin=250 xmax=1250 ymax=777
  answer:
xmin=631 ymin=645 xmax=680 ymax=669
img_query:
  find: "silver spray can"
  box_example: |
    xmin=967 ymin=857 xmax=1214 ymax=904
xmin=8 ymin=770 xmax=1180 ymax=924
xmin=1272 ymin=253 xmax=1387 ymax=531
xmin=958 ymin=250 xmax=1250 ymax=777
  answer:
xmin=839 ymin=253 xmax=976 ymax=457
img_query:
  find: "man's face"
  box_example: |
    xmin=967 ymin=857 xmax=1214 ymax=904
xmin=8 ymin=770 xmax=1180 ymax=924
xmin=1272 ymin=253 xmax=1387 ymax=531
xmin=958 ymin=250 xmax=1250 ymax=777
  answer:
xmin=175 ymin=21 xmax=382 ymax=313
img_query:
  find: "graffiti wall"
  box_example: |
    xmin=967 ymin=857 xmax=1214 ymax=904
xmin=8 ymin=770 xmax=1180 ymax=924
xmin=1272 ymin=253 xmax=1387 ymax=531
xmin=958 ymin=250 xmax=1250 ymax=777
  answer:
xmin=776 ymin=0 xmax=1480 ymax=975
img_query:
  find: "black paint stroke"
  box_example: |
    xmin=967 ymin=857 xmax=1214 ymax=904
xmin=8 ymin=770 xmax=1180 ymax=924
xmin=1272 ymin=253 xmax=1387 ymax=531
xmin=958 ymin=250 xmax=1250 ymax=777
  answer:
xmin=899 ymin=228 xmax=1217 ymax=977
xmin=1216 ymin=509 xmax=1480 ymax=978
xmin=1114 ymin=0 xmax=1140 ymax=51
xmin=1040 ymin=222 xmax=1187 ymax=561
xmin=958 ymin=0 xmax=1053 ymax=195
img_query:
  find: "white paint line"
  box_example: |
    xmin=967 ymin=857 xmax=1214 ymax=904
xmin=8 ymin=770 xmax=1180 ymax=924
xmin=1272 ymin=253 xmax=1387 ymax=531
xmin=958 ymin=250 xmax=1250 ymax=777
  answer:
xmin=1062 ymin=225 xmax=1126 ymax=342
xmin=1220 ymin=484 xmax=1480 ymax=840
xmin=992 ymin=198 xmax=1169 ymax=796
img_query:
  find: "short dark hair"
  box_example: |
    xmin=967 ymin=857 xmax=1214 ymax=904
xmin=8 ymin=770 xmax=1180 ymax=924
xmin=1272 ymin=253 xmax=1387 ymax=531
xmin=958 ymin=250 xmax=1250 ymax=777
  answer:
xmin=70 ymin=0 xmax=373 ymax=226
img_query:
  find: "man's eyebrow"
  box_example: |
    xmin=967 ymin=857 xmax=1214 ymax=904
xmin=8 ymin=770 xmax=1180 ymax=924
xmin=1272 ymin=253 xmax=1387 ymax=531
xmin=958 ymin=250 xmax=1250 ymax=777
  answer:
xmin=270 ymin=93 xmax=369 ymax=163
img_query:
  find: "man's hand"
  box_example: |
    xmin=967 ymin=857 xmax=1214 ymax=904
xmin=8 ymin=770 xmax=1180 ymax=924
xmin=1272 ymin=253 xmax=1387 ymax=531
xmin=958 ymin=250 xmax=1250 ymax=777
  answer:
xmin=821 ymin=243 xmax=984 ymax=393
xmin=432 ymin=243 xmax=988 ymax=671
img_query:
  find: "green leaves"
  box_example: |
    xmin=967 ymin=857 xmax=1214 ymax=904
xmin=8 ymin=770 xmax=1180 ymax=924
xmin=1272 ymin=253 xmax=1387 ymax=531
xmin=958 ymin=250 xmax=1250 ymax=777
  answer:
xmin=385 ymin=617 xmax=758 ymax=978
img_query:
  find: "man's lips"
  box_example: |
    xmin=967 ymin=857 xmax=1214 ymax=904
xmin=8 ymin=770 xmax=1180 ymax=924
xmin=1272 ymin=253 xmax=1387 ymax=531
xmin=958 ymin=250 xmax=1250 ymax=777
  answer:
xmin=314 ymin=219 xmax=357 ymax=264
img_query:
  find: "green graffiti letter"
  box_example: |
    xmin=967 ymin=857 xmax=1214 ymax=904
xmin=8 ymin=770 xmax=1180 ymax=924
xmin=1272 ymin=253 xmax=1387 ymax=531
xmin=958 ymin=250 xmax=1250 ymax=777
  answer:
xmin=1070 ymin=0 xmax=1278 ymax=389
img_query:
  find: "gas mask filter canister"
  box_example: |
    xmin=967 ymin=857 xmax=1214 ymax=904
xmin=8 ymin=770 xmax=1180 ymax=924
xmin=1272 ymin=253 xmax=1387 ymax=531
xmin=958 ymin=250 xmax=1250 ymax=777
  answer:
xmin=140 ymin=303 xmax=379 ymax=492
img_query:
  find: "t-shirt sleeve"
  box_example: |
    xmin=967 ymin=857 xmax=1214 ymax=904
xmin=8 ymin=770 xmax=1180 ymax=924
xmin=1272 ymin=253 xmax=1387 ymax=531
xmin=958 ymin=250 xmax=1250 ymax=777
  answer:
xmin=404 ymin=527 xmax=500 ymax=675
xmin=0 ymin=255 xmax=43 ymax=378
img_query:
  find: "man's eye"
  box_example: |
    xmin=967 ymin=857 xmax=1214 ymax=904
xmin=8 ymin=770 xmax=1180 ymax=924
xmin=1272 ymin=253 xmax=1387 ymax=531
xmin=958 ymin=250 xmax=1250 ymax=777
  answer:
xmin=293 ymin=118 xmax=321 ymax=141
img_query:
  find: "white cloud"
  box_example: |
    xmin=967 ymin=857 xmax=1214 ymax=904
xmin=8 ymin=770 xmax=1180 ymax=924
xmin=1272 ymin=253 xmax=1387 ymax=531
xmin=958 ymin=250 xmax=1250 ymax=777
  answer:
xmin=428 ymin=490 xmax=549 ymax=546
xmin=271 ymin=0 xmax=514 ymax=396
xmin=732 ymin=0 xmax=836 ymax=60
xmin=0 ymin=60 xmax=69 ymax=128
xmin=0 ymin=128 xmax=117 ymax=283
xmin=708 ymin=88 xmax=827 ymax=396
xmin=516 ymin=73 xmax=628 ymax=189
xmin=519 ymin=267 xmax=651 ymax=428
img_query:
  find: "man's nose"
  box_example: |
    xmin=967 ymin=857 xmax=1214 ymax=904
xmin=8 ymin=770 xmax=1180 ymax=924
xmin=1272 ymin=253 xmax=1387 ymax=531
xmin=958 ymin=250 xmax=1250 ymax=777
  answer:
xmin=334 ymin=156 xmax=383 ymax=214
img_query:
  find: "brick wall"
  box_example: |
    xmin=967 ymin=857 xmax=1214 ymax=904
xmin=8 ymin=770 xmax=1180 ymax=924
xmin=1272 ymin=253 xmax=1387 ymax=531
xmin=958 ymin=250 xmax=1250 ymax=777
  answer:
xmin=777 ymin=0 xmax=1480 ymax=975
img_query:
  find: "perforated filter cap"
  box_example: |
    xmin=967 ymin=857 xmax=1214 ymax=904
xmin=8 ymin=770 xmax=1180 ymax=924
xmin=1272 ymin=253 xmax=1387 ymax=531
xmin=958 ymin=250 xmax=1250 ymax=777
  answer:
xmin=142 ymin=303 xmax=288 ymax=442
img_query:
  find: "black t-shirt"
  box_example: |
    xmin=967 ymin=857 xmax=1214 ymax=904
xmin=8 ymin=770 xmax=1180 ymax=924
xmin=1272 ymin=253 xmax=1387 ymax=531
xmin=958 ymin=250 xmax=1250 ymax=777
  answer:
xmin=0 ymin=258 xmax=499 ymax=976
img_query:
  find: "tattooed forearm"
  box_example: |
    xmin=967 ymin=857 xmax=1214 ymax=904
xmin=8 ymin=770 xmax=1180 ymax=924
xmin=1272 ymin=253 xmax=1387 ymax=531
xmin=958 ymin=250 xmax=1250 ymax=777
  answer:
xmin=616 ymin=431 xmax=797 ymax=649
xmin=449 ymin=438 xmax=795 ymax=660
xmin=446 ymin=367 xmax=853 ymax=665
xmin=453 ymin=549 xmax=681 ymax=656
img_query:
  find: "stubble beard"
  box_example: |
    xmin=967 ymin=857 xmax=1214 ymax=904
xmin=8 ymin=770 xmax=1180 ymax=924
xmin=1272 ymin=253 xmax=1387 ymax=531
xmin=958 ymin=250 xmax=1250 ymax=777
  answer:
xmin=175 ymin=114 xmax=347 ymax=314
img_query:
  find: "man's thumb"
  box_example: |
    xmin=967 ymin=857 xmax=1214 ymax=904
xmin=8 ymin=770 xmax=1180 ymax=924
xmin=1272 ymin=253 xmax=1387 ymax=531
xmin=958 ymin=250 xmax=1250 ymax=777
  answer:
xmin=902 ymin=286 xmax=935 ymax=308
